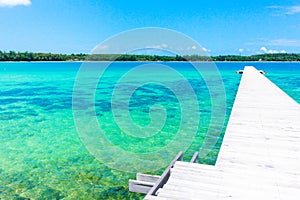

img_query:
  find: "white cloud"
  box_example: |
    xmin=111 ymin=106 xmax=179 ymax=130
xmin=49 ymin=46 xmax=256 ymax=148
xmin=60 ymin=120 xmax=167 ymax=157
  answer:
xmin=145 ymin=44 xmax=169 ymax=49
xmin=191 ymin=45 xmax=197 ymax=50
xmin=248 ymin=38 xmax=300 ymax=48
xmin=202 ymin=47 xmax=208 ymax=52
xmin=260 ymin=47 xmax=267 ymax=52
xmin=238 ymin=48 xmax=243 ymax=52
xmin=286 ymin=6 xmax=300 ymax=15
xmin=260 ymin=46 xmax=286 ymax=54
xmin=267 ymin=5 xmax=300 ymax=15
xmin=268 ymin=49 xmax=279 ymax=53
xmin=201 ymin=47 xmax=210 ymax=53
xmin=0 ymin=0 xmax=31 ymax=7
xmin=268 ymin=39 xmax=300 ymax=47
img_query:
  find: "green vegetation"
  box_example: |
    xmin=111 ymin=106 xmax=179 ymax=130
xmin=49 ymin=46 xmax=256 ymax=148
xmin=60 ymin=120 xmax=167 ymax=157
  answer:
xmin=0 ymin=51 xmax=300 ymax=62
xmin=211 ymin=53 xmax=300 ymax=61
xmin=0 ymin=51 xmax=86 ymax=61
xmin=88 ymin=54 xmax=187 ymax=61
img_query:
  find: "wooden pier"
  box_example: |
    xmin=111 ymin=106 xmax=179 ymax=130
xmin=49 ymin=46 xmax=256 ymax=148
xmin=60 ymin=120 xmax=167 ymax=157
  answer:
xmin=130 ymin=66 xmax=300 ymax=199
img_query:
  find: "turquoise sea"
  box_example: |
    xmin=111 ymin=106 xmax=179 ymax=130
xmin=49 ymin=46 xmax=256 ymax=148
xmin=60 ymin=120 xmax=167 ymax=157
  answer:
xmin=0 ymin=62 xmax=299 ymax=199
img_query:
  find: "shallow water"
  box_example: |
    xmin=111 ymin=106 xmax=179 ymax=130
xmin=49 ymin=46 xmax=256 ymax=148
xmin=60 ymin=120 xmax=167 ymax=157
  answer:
xmin=0 ymin=62 xmax=299 ymax=199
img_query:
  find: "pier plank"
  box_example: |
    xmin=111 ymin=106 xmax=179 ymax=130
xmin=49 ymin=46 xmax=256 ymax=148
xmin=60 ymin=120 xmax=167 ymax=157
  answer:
xmin=149 ymin=66 xmax=300 ymax=199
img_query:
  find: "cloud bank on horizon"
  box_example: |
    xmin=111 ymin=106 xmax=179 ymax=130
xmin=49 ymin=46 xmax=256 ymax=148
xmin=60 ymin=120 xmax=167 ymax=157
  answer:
xmin=0 ymin=0 xmax=31 ymax=7
xmin=260 ymin=46 xmax=286 ymax=54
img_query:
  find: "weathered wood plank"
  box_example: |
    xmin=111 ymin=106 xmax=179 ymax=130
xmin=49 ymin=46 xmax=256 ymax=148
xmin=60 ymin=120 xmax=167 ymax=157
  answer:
xmin=190 ymin=152 xmax=199 ymax=163
xmin=129 ymin=180 xmax=155 ymax=194
xmin=137 ymin=173 xmax=161 ymax=183
xmin=146 ymin=151 xmax=183 ymax=196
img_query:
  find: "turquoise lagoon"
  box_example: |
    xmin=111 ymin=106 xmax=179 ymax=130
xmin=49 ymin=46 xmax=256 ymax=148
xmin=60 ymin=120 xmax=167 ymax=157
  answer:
xmin=0 ymin=62 xmax=299 ymax=199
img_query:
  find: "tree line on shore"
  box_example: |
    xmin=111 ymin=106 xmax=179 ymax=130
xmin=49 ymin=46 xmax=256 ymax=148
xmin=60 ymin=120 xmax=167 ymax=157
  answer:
xmin=1 ymin=51 xmax=300 ymax=62
xmin=0 ymin=51 xmax=86 ymax=61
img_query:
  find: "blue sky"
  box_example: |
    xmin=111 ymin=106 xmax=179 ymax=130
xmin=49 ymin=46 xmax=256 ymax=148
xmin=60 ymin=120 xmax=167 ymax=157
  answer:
xmin=0 ymin=0 xmax=300 ymax=55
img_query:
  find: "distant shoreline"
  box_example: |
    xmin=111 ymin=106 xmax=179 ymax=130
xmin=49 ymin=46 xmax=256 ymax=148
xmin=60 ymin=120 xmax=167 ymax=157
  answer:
xmin=1 ymin=51 xmax=300 ymax=62
xmin=1 ymin=60 xmax=300 ymax=63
